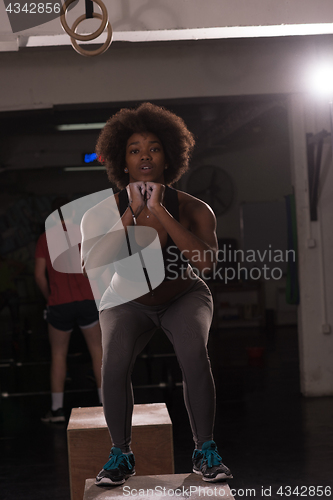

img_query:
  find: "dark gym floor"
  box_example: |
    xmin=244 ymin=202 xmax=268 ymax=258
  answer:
xmin=1 ymin=302 xmax=333 ymax=500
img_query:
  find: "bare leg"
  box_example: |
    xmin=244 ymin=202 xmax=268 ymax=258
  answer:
xmin=48 ymin=324 xmax=72 ymax=393
xmin=81 ymin=322 xmax=102 ymax=388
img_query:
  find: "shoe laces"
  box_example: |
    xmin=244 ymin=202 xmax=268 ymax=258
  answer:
xmin=103 ymin=449 xmax=133 ymax=471
xmin=196 ymin=441 xmax=222 ymax=468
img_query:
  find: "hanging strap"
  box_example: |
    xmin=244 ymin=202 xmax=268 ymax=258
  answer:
xmin=85 ymin=0 xmax=93 ymax=19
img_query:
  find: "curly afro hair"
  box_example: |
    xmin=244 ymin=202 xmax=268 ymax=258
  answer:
xmin=95 ymin=102 xmax=195 ymax=189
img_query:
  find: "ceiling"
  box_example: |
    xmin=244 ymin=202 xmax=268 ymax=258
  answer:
xmin=1 ymin=0 xmax=333 ymax=51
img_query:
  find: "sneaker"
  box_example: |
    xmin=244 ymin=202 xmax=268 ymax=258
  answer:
xmin=95 ymin=447 xmax=135 ymax=486
xmin=192 ymin=440 xmax=233 ymax=482
xmin=41 ymin=408 xmax=66 ymax=423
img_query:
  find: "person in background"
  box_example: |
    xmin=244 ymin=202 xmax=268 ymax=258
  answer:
xmin=35 ymin=197 xmax=102 ymax=423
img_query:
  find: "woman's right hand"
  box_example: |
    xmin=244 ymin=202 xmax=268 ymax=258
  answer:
xmin=126 ymin=182 xmax=146 ymax=217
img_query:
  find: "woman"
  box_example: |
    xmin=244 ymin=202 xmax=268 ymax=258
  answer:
xmin=35 ymin=198 xmax=103 ymax=422
xmin=81 ymin=102 xmax=232 ymax=486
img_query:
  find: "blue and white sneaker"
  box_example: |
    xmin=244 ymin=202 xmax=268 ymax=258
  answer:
xmin=192 ymin=440 xmax=233 ymax=482
xmin=95 ymin=447 xmax=135 ymax=486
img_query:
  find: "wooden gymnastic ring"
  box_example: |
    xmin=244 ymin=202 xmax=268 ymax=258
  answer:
xmin=60 ymin=0 xmax=108 ymax=42
xmin=70 ymin=13 xmax=112 ymax=57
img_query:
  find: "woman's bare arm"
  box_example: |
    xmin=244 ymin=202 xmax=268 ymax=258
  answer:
xmin=34 ymin=257 xmax=50 ymax=301
xmin=147 ymin=184 xmax=218 ymax=273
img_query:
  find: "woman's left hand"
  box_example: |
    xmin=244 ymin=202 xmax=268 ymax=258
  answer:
xmin=145 ymin=183 xmax=165 ymax=212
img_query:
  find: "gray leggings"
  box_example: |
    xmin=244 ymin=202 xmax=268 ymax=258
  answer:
xmin=99 ymin=277 xmax=215 ymax=452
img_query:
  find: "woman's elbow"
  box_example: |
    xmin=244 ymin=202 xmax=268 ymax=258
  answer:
xmin=198 ymin=250 xmax=217 ymax=272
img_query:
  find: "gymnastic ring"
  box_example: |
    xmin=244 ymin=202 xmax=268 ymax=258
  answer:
xmin=70 ymin=13 xmax=112 ymax=57
xmin=60 ymin=0 xmax=108 ymax=42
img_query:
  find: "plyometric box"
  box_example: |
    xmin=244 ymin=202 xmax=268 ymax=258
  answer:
xmin=84 ymin=474 xmax=235 ymax=499
xmin=67 ymin=403 xmax=174 ymax=500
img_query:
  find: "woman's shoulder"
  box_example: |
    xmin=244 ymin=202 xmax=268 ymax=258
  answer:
xmin=175 ymin=188 xmax=215 ymax=217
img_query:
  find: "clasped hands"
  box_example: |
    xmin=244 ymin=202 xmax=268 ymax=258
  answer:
xmin=126 ymin=182 xmax=165 ymax=217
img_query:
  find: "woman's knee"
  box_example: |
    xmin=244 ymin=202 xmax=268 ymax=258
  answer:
xmin=177 ymin=344 xmax=211 ymax=370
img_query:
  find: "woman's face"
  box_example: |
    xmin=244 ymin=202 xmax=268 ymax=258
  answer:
xmin=125 ymin=132 xmax=167 ymax=184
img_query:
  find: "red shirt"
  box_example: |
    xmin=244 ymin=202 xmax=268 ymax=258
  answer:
xmin=35 ymin=231 xmax=94 ymax=306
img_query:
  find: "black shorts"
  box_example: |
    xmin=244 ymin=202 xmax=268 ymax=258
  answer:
xmin=46 ymin=300 xmax=99 ymax=332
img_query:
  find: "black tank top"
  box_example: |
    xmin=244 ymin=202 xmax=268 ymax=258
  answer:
xmin=118 ymin=186 xmax=188 ymax=281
